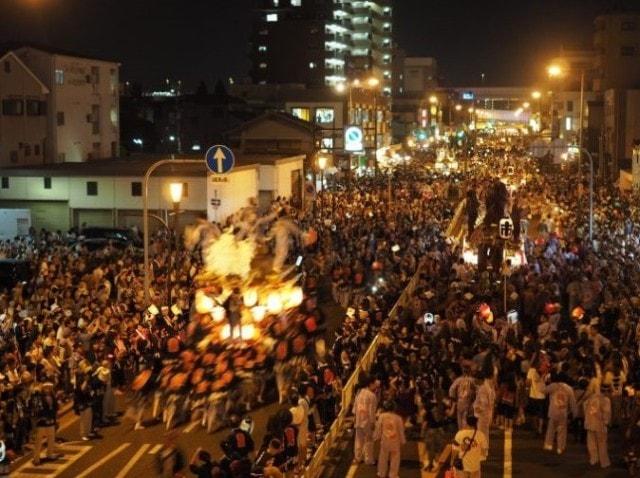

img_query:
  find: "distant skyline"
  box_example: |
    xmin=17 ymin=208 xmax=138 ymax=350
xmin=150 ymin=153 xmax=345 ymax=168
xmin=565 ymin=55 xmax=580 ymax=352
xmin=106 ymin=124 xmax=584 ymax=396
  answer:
xmin=0 ymin=0 xmax=633 ymax=90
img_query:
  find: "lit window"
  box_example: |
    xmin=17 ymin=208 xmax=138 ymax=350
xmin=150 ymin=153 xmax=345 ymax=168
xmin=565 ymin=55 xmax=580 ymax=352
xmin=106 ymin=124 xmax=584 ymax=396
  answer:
xmin=55 ymin=69 xmax=64 ymax=85
xmin=273 ymin=0 xmax=279 ymax=5
xmin=309 ymin=62 xmax=316 ymax=69
xmin=565 ymin=117 xmax=572 ymax=131
xmin=291 ymin=0 xmax=302 ymax=5
xmin=315 ymin=108 xmax=335 ymax=124
xmin=266 ymin=13 xmax=278 ymax=22
xmin=321 ymin=138 xmax=333 ymax=149
xmin=259 ymin=62 xmax=267 ymax=69
xmin=291 ymin=107 xmax=310 ymax=121
xmin=258 ymin=45 xmax=267 ymax=52
xmin=192 ymin=145 xmax=201 ymax=151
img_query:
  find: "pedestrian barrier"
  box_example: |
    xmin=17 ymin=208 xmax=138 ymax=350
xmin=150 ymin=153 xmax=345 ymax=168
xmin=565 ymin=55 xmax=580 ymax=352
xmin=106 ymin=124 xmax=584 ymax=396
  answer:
xmin=304 ymin=200 xmax=464 ymax=477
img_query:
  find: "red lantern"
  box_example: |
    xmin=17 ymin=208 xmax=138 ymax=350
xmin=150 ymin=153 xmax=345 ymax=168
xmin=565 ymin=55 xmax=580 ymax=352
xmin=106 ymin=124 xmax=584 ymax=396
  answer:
xmin=478 ymin=302 xmax=491 ymax=319
xmin=372 ymin=261 xmax=383 ymax=271
xmin=544 ymin=302 xmax=556 ymax=315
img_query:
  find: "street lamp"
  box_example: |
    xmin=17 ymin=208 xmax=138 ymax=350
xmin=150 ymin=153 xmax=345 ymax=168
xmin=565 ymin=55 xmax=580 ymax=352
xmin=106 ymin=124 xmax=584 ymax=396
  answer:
xmin=317 ymin=155 xmax=328 ymax=222
xmin=531 ymin=91 xmax=542 ymax=100
xmin=455 ymin=104 xmax=462 ymax=111
xmin=167 ymin=182 xmax=183 ymax=305
xmin=429 ymin=95 xmax=438 ymax=104
xmin=547 ymin=64 xmax=563 ymax=78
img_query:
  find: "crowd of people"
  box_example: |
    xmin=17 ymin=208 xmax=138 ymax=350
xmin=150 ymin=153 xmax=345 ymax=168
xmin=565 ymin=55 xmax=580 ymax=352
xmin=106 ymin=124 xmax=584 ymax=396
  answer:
xmin=348 ymin=157 xmax=640 ymax=478
xmin=0 ymin=148 xmax=639 ymax=478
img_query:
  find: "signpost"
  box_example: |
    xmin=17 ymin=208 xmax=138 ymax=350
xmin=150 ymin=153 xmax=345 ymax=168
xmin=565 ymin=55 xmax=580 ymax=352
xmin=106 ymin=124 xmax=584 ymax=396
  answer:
xmin=205 ymin=145 xmax=235 ymax=174
xmin=344 ymin=126 xmax=364 ymax=152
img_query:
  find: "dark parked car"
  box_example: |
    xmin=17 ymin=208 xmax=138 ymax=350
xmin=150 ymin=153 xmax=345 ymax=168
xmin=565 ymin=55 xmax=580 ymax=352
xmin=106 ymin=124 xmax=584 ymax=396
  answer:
xmin=77 ymin=227 xmax=142 ymax=249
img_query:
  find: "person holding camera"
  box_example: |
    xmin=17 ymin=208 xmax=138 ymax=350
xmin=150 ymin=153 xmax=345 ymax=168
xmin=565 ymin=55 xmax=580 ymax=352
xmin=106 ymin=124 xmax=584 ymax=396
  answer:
xmin=451 ymin=415 xmax=487 ymax=478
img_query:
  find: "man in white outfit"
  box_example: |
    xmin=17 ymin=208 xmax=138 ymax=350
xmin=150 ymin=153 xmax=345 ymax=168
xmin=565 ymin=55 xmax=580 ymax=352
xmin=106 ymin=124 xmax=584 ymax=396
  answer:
xmin=543 ymin=373 xmax=577 ymax=454
xmin=352 ymin=376 xmax=378 ymax=465
xmin=374 ymin=401 xmax=406 ymax=478
xmin=472 ymin=374 xmax=495 ymax=453
xmin=450 ymin=368 xmax=476 ymax=430
xmin=583 ymin=388 xmax=611 ymax=468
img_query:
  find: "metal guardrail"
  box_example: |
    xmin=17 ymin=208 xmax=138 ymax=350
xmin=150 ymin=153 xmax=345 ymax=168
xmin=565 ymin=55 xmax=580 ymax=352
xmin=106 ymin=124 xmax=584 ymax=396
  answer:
xmin=304 ymin=199 xmax=465 ymax=477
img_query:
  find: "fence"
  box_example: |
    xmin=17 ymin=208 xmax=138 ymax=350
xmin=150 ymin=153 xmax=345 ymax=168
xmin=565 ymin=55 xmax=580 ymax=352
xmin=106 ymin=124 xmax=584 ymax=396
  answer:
xmin=302 ymin=202 xmax=468 ymax=477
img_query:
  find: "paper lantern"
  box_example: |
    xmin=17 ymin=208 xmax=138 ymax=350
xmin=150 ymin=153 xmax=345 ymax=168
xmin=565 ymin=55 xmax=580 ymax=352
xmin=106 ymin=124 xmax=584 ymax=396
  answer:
xmin=267 ymin=291 xmax=283 ymax=315
xmin=251 ymin=306 xmax=266 ymax=323
xmin=243 ymin=288 xmax=258 ymax=308
xmin=220 ymin=324 xmax=231 ymax=340
xmin=372 ymin=261 xmax=383 ymax=271
xmin=287 ymin=286 xmax=304 ymax=308
xmin=195 ymin=291 xmax=214 ymax=314
xmin=544 ymin=302 xmax=556 ymax=315
xmin=211 ymin=306 xmax=226 ymax=323
xmin=241 ymin=324 xmax=256 ymax=341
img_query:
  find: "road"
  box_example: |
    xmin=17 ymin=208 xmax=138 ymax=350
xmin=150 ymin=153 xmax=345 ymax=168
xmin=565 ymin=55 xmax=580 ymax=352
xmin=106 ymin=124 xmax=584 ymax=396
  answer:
xmin=10 ymin=279 xmax=345 ymax=478
xmin=328 ymin=425 xmax=629 ymax=478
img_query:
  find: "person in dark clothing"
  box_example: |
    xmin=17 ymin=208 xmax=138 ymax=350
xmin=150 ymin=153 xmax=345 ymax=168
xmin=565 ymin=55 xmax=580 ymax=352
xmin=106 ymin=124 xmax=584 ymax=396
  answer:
xmin=31 ymin=382 xmax=59 ymax=466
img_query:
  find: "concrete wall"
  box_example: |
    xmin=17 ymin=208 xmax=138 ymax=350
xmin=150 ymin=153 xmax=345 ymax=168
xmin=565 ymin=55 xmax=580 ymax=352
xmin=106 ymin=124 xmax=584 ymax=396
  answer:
xmin=275 ymin=156 xmax=304 ymax=200
xmin=206 ymin=166 xmax=258 ymax=224
xmin=16 ymin=47 xmax=119 ymax=163
xmin=0 ymin=53 xmax=48 ymax=166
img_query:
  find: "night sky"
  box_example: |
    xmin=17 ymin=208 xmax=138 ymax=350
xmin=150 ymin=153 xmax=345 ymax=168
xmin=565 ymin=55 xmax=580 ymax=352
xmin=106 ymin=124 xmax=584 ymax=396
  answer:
xmin=0 ymin=0 xmax=627 ymax=90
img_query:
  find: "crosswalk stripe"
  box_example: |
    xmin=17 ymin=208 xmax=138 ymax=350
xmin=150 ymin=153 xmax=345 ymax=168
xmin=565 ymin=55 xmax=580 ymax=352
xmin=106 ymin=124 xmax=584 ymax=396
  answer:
xmin=12 ymin=444 xmax=92 ymax=478
xmin=148 ymin=444 xmax=163 ymax=455
xmin=114 ymin=444 xmax=150 ymax=478
xmin=75 ymin=442 xmax=131 ymax=478
xmin=183 ymin=420 xmax=199 ymax=433
xmin=503 ymin=428 xmax=513 ymax=478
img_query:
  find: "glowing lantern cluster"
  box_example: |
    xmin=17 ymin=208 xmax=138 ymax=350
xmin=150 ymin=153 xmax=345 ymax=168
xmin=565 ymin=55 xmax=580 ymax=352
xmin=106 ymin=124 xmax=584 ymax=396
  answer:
xmin=195 ymin=291 xmax=214 ymax=314
xmin=571 ymin=306 xmax=585 ymax=320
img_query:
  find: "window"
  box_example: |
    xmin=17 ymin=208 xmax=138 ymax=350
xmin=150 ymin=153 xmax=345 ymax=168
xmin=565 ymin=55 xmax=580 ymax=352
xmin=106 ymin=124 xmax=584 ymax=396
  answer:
xmin=273 ymin=0 xmax=278 ymax=5
xmin=258 ymin=45 xmax=267 ymax=52
xmin=34 ymin=144 xmax=40 ymax=156
xmin=259 ymin=28 xmax=269 ymax=35
xmin=2 ymin=99 xmax=23 ymax=116
xmin=57 ymin=111 xmax=65 ymax=126
xmin=55 ymin=69 xmax=64 ymax=85
xmin=182 ymin=182 xmax=189 ymax=198
xmin=309 ymin=62 xmax=316 ymax=69
xmin=291 ymin=107 xmax=310 ymax=121
xmin=315 ymin=107 xmax=335 ymax=124
xmin=621 ymin=46 xmax=637 ymax=56
xmin=566 ymin=100 xmax=574 ymax=112
xmin=86 ymin=181 xmax=98 ymax=196
xmin=109 ymin=68 xmax=117 ymax=93
xmin=91 ymin=105 xmax=100 ymax=134
xmin=44 ymin=177 xmax=52 ymax=189
xmin=24 ymin=145 xmax=31 ymax=157
xmin=266 ymin=13 xmax=278 ymax=22
xmin=91 ymin=66 xmax=100 ymax=84
xmin=259 ymin=62 xmax=267 ymax=69
xmin=1 ymin=177 xmax=8 ymax=188
xmin=26 ymin=100 xmax=45 ymax=116
xmin=291 ymin=0 xmax=302 ymax=5
xmin=622 ymin=21 xmax=637 ymax=31
xmin=4 ymin=61 xmax=10 ymax=73
xmin=110 ymin=107 xmax=118 ymax=126
xmin=321 ymin=137 xmax=333 ymax=149
xmin=131 ymin=181 xmax=142 ymax=196
xmin=565 ymin=117 xmax=572 ymax=131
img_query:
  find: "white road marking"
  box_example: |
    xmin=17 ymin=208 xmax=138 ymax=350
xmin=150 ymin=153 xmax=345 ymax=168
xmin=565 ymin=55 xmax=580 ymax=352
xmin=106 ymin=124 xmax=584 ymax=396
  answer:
xmin=114 ymin=444 xmax=150 ymax=478
xmin=183 ymin=420 xmax=199 ymax=433
xmin=148 ymin=444 xmax=163 ymax=455
xmin=11 ymin=443 xmax=92 ymax=478
xmin=75 ymin=442 xmax=131 ymax=478
xmin=504 ymin=428 xmax=513 ymax=478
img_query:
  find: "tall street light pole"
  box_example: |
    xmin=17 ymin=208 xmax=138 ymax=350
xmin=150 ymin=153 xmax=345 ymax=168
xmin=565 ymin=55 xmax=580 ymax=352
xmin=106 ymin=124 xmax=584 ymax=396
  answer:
xmin=143 ymin=158 xmax=203 ymax=306
xmin=168 ymin=182 xmax=183 ymax=306
xmin=577 ymin=69 xmax=585 ymax=190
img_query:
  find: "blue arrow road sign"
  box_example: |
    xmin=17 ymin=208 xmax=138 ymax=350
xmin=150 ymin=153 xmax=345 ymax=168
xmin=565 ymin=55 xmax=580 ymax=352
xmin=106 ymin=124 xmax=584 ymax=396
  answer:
xmin=205 ymin=145 xmax=235 ymax=174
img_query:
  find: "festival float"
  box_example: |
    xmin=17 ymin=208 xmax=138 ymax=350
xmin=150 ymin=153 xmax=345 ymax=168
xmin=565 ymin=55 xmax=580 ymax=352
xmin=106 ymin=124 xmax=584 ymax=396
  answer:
xmin=135 ymin=205 xmax=319 ymax=430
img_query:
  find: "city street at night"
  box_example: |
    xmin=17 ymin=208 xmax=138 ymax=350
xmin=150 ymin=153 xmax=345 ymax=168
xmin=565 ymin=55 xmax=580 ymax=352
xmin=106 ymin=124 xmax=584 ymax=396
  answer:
xmin=1 ymin=1 xmax=640 ymax=478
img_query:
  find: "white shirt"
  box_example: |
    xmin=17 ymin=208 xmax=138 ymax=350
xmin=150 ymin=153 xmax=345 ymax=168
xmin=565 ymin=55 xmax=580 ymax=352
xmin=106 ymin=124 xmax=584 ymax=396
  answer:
xmin=527 ymin=368 xmax=546 ymax=399
xmin=454 ymin=428 xmax=488 ymax=473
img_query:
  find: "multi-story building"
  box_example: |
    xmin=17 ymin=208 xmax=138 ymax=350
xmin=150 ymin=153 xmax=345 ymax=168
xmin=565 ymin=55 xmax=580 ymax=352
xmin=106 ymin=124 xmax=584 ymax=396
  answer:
xmin=250 ymin=0 xmax=393 ymax=95
xmin=593 ymin=10 xmax=640 ymax=92
xmin=0 ymin=51 xmax=48 ymax=166
xmin=13 ymin=45 xmax=120 ymax=163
